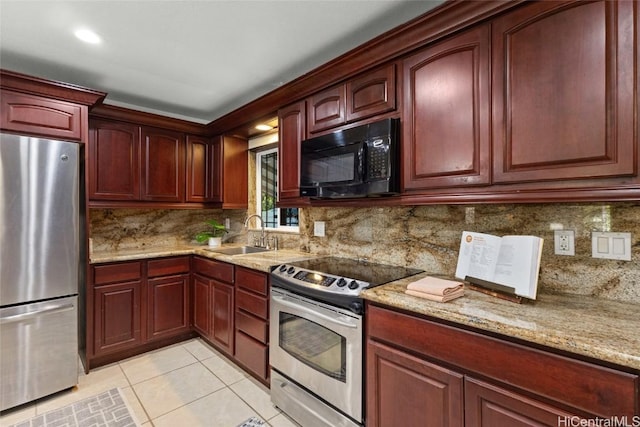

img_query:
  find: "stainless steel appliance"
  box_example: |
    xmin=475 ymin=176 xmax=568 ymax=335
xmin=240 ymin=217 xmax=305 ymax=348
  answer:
xmin=300 ymin=118 xmax=400 ymax=199
xmin=270 ymin=257 xmax=422 ymax=426
xmin=1 ymin=133 xmax=81 ymax=411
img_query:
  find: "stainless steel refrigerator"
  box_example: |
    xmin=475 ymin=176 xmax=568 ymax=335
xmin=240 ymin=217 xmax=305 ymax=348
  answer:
xmin=1 ymin=133 xmax=81 ymax=411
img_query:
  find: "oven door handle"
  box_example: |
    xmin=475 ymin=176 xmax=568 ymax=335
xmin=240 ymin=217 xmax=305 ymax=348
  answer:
xmin=272 ymin=295 xmax=358 ymax=329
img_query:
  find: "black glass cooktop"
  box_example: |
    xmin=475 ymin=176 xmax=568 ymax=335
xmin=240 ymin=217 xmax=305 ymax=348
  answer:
xmin=284 ymin=256 xmax=423 ymax=286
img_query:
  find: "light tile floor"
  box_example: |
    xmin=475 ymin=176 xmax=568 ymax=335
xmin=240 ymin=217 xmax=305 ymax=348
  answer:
xmin=0 ymin=338 xmax=300 ymax=427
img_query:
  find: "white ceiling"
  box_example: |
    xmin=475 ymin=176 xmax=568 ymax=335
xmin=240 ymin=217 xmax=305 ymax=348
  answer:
xmin=0 ymin=0 xmax=444 ymax=124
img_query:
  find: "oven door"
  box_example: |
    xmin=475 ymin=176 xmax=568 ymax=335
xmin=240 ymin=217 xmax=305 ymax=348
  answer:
xmin=269 ymin=287 xmax=362 ymax=422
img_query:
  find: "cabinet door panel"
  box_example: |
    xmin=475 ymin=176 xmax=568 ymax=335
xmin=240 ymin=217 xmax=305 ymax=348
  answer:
xmin=1 ymin=91 xmax=83 ymax=141
xmin=192 ymin=274 xmax=211 ymax=336
xmin=89 ymin=120 xmax=140 ymax=200
xmin=307 ymin=85 xmax=346 ymax=134
xmin=140 ymin=127 xmax=185 ymax=202
xmin=367 ymin=339 xmax=464 ymax=427
xmin=346 ymin=64 xmax=396 ymax=122
xmin=403 ymin=25 xmax=490 ymax=190
xmin=220 ymin=135 xmax=248 ymax=208
xmin=465 ymin=378 xmax=579 ymax=427
xmin=278 ymin=101 xmax=306 ymax=201
xmin=186 ymin=135 xmax=212 ymax=202
xmin=212 ymin=280 xmax=234 ymax=355
xmin=492 ymin=0 xmax=635 ymax=183
xmin=147 ymin=274 xmax=189 ymax=340
xmin=93 ymin=281 xmax=142 ymax=355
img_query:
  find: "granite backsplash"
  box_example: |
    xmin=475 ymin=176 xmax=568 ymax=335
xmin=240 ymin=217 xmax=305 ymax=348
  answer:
xmin=89 ymin=202 xmax=639 ymax=304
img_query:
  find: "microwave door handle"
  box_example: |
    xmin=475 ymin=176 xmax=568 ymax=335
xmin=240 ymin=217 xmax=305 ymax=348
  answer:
xmin=272 ymin=295 xmax=357 ymax=329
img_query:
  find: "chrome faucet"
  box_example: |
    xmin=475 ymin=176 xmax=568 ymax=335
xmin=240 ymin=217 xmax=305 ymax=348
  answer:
xmin=244 ymin=214 xmax=266 ymax=248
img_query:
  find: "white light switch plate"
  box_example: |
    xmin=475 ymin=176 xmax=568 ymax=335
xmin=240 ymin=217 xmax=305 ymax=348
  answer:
xmin=314 ymin=221 xmax=325 ymax=237
xmin=591 ymin=232 xmax=631 ymax=261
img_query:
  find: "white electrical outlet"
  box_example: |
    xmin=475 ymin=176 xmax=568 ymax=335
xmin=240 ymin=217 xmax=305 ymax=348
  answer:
xmin=314 ymin=221 xmax=325 ymax=237
xmin=224 ymin=218 xmax=231 ymax=229
xmin=554 ymin=230 xmax=575 ymax=256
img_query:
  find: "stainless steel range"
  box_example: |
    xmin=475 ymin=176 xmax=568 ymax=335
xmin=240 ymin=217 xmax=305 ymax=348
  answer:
xmin=269 ymin=257 xmax=422 ymax=427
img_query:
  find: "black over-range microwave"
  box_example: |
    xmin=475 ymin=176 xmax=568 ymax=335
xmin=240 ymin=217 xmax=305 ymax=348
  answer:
xmin=300 ymin=118 xmax=400 ymax=198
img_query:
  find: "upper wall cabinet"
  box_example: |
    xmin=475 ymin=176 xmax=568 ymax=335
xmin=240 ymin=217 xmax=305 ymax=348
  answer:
xmin=186 ymin=135 xmax=216 ymax=203
xmin=214 ymin=135 xmax=248 ymax=209
xmin=492 ymin=0 xmax=636 ymax=184
xmin=89 ymin=119 xmax=185 ymax=203
xmin=307 ymin=63 xmax=397 ymax=135
xmin=140 ymin=126 xmax=185 ymax=202
xmin=0 ymin=70 xmax=105 ymax=143
xmin=402 ymin=25 xmax=490 ymax=191
xmin=278 ymin=100 xmax=307 ymax=205
xmin=89 ymin=119 xmax=140 ymax=201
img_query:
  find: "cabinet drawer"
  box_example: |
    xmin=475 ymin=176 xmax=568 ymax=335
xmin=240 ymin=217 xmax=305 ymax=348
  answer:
xmin=236 ymin=289 xmax=268 ymax=320
xmin=148 ymin=256 xmax=190 ymax=277
xmin=192 ymin=257 xmax=234 ymax=283
xmin=367 ymin=304 xmax=639 ymax=418
xmin=93 ymin=261 xmax=142 ymax=285
xmin=236 ymin=267 xmax=268 ymax=296
xmin=236 ymin=310 xmax=268 ymax=343
xmin=235 ymin=331 xmax=268 ymax=380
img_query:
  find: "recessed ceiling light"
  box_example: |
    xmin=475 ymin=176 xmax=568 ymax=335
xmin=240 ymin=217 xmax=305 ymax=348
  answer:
xmin=255 ymin=124 xmax=273 ymax=131
xmin=74 ymin=28 xmax=101 ymax=44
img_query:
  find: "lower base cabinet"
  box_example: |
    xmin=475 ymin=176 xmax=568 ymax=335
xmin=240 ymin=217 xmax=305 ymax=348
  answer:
xmin=366 ymin=303 xmax=639 ymax=426
xmin=89 ymin=257 xmax=192 ymax=369
xmin=367 ymin=340 xmax=463 ymax=426
xmin=464 ymin=377 xmax=576 ymax=427
xmin=234 ymin=266 xmax=270 ymax=384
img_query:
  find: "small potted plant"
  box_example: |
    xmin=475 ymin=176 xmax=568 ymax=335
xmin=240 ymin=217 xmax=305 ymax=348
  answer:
xmin=195 ymin=219 xmax=228 ymax=247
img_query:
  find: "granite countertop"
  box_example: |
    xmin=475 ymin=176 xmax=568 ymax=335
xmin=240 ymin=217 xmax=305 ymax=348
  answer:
xmin=90 ymin=244 xmax=318 ymax=273
xmin=362 ymin=273 xmax=640 ymax=371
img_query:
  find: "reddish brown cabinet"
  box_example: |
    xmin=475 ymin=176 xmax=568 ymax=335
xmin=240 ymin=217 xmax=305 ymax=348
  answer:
xmin=491 ymin=0 xmax=636 ymax=184
xmin=465 ymin=378 xmax=579 ymax=427
xmin=186 ymin=135 xmax=216 ymax=202
xmin=192 ymin=257 xmax=235 ymax=356
xmin=307 ymin=85 xmax=346 ymax=134
xmin=234 ymin=267 xmax=270 ymax=383
xmin=278 ymin=101 xmax=307 ymax=204
xmin=402 ymin=24 xmax=490 ymax=191
xmin=140 ymin=126 xmax=185 ymax=202
xmin=211 ymin=135 xmax=248 ymax=208
xmin=367 ymin=339 xmax=463 ymax=427
xmin=92 ymin=260 xmax=143 ymax=357
xmin=89 ymin=119 xmax=140 ymax=201
xmin=89 ymin=256 xmax=193 ymax=368
xmin=0 ymin=90 xmax=84 ymax=141
xmin=346 ymin=63 xmax=396 ymax=123
xmin=307 ymin=64 xmax=397 ymax=135
xmin=147 ymin=256 xmax=190 ymax=341
xmin=366 ymin=303 xmax=639 ymax=425
xmin=192 ymin=274 xmax=211 ymax=336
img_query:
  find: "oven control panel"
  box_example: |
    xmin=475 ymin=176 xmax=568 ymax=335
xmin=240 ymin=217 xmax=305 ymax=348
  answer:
xmin=272 ymin=264 xmax=368 ymax=296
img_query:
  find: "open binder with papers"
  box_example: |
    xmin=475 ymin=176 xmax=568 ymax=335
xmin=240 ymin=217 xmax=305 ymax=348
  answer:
xmin=455 ymin=231 xmax=544 ymax=301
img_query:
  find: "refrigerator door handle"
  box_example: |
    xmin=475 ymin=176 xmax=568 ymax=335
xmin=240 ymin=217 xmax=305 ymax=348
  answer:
xmin=0 ymin=303 xmax=75 ymax=325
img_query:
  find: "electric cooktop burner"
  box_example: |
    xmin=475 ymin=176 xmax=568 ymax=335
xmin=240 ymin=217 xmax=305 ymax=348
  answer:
xmin=270 ymin=256 xmax=423 ymax=314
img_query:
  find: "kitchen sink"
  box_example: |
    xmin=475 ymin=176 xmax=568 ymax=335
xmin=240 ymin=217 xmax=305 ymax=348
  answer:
xmin=204 ymin=246 xmax=270 ymax=255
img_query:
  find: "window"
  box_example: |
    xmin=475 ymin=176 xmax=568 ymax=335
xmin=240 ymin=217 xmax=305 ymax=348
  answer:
xmin=256 ymin=148 xmax=299 ymax=231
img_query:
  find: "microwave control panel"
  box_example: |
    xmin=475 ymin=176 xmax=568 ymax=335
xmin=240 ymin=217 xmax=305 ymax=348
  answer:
xmin=367 ymin=138 xmax=390 ymax=179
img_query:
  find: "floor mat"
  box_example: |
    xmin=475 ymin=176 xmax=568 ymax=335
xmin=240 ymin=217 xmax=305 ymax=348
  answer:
xmin=9 ymin=388 xmax=139 ymax=427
